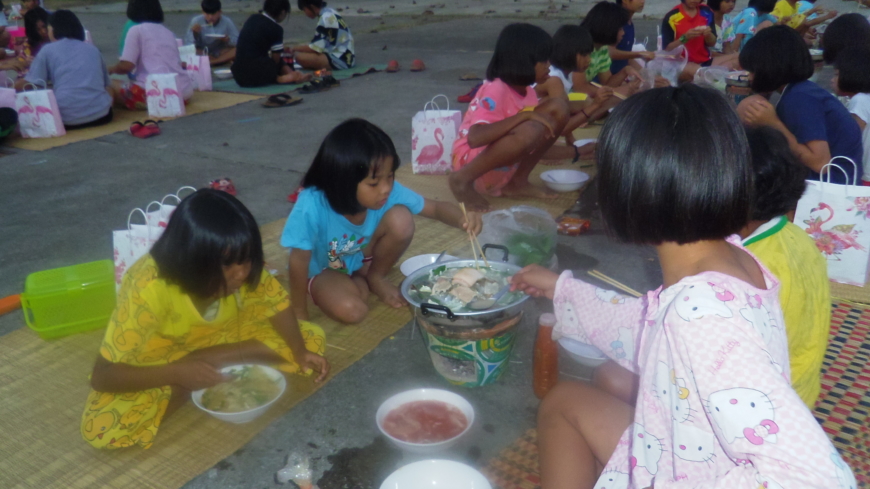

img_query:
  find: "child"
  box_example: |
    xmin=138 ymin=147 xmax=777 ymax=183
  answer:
xmin=510 ymin=85 xmax=855 ymax=489
xmin=291 ymin=0 xmax=354 ymax=71
xmin=709 ymin=0 xmax=737 ymax=54
xmin=575 ymin=2 xmax=638 ymax=96
xmin=662 ymin=0 xmax=740 ymax=79
xmin=738 ymin=26 xmax=863 ymax=184
xmin=282 ymin=118 xmax=483 ymax=325
xmin=821 ymin=13 xmax=870 ymax=65
xmin=184 ymin=0 xmax=239 ymax=66
xmin=609 ymin=0 xmax=655 ymax=75
xmin=448 ymin=23 xmax=572 ymax=212
xmin=836 ymin=46 xmax=870 ymax=185
xmin=81 ymin=189 xmax=329 ymax=450
xmin=726 ymin=0 xmax=777 ymax=51
xmin=19 ymin=10 xmax=113 ymax=129
xmin=232 ymin=0 xmax=310 ymax=87
xmin=18 ymin=7 xmax=48 ymax=61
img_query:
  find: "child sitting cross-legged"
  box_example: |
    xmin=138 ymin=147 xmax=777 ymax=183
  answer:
xmin=510 ymin=85 xmax=855 ymax=489
xmin=231 ymin=0 xmax=311 ymax=87
xmin=282 ymin=118 xmax=483 ymax=325
xmin=184 ymin=0 xmax=239 ymax=66
xmin=81 ymin=189 xmax=329 ymax=450
xmin=290 ymin=0 xmax=354 ymax=71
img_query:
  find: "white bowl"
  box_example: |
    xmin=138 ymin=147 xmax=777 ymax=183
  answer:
xmin=400 ymin=253 xmax=458 ymax=277
xmin=541 ymin=169 xmax=590 ymax=192
xmin=192 ymin=365 xmax=286 ymax=424
xmin=380 ymin=459 xmax=492 ymax=489
xmin=213 ymin=68 xmax=233 ymax=80
xmin=376 ymin=388 xmax=475 ymax=454
xmin=558 ymin=337 xmax=608 ymax=368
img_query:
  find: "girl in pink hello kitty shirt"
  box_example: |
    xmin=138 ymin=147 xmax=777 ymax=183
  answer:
xmin=511 ymin=85 xmax=856 ymax=489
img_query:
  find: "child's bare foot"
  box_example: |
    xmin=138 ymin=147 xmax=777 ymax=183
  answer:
xmin=449 ymin=173 xmax=491 ymax=212
xmin=368 ymin=275 xmax=406 ymax=308
xmin=502 ymin=181 xmax=558 ymax=200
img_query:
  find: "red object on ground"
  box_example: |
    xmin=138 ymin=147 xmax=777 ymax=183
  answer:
xmin=458 ymin=82 xmax=482 ymax=103
xmin=209 ymin=178 xmax=237 ymax=196
xmin=386 ymin=60 xmax=400 ymax=72
xmin=129 ymin=120 xmax=161 ymax=139
xmin=0 ymin=294 xmax=21 ymax=315
xmin=410 ymin=59 xmax=426 ymax=72
xmin=557 ymin=216 xmax=591 ymax=236
xmin=533 ymin=313 xmax=559 ymax=399
xmin=382 ymin=400 xmax=468 ymax=443
xmin=287 ymin=186 xmax=303 ymax=203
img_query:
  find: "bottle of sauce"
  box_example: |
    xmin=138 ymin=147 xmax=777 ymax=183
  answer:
xmin=533 ymin=313 xmax=559 ymax=399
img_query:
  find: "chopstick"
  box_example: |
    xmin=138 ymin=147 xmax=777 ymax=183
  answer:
xmin=590 ymin=82 xmax=628 ymax=100
xmin=587 ymin=269 xmax=643 ymax=298
xmin=458 ymin=203 xmax=490 ymax=269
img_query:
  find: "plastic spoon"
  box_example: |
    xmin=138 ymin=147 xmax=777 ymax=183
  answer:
xmin=468 ymin=284 xmax=511 ymax=310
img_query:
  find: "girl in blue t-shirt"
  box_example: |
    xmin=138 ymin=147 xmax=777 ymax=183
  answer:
xmin=281 ymin=118 xmax=483 ymax=325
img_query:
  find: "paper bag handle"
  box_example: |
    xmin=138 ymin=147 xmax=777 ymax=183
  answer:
xmin=820 ymin=157 xmax=859 ymax=195
xmin=423 ymin=94 xmax=450 ymax=112
xmin=144 ymin=200 xmax=163 ymax=215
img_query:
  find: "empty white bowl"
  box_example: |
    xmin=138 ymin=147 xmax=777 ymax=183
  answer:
xmin=558 ymin=337 xmax=608 ymax=368
xmin=192 ymin=365 xmax=286 ymax=424
xmin=380 ymin=459 xmax=492 ymax=489
xmin=213 ymin=68 xmax=233 ymax=80
xmin=541 ymin=169 xmax=590 ymax=192
xmin=399 ymin=253 xmax=458 ymax=277
xmin=376 ymin=388 xmax=475 ymax=454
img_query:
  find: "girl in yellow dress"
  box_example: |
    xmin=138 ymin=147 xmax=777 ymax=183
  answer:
xmin=81 ymin=189 xmax=330 ymax=449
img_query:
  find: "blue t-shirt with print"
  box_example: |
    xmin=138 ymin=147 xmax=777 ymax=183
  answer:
xmin=777 ymin=80 xmax=864 ymax=184
xmin=281 ymin=181 xmax=425 ymax=277
xmin=610 ymin=21 xmax=634 ymax=75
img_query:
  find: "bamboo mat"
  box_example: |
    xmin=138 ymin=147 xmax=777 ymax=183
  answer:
xmin=0 ymin=215 xmax=469 ymax=489
xmin=3 ymin=91 xmax=262 ymax=152
xmin=830 ymin=282 xmax=870 ymax=305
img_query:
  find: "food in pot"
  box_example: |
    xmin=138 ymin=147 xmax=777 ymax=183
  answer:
xmin=201 ymin=365 xmax=281 ymax=413
xmin=408 ymin=265 xmax=522 ymax=312
xmin=382 ymin=400 xmax=468 ymax=443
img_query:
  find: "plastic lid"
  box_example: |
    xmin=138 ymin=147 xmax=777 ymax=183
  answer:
xmin=539 ymin=313 xmax=557 ymax=327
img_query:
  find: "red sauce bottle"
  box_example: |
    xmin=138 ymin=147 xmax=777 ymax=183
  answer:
xmin=533 ymin=313 xmax=559 ymax=399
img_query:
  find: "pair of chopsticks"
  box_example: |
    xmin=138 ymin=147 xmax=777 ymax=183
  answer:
xmin=459 ymin=203 xmax=489 ymax=270
xmin=590 ymin=82 xmax=628 ymax=100
xmin=587 ymin=269 xmax=643 ymax=298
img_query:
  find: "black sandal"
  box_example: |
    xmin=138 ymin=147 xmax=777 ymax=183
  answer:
xmin=298 ymin=79 xmax=331 ymax=94
xmin=262 ymin=93 xmax=303 ymax=108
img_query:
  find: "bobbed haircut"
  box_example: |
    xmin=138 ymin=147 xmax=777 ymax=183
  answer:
xmin=48 ymin=10 xmax=85 ymax=41
xmin=837 ymin=46 xmax=870 ymax=94
xmin=581 ymin=2 xmax=628 ymax=46
xmin=747 ymin=0 xmax=776 ymax=13
xmin=302 ymin=118 xmax=401 ymax=215
xmin=486 ymin=23 xmax=552 ymax=86
xmin=706 ymin=0 xmax=734 ymax=11
xmin=745 ymin=126 xmax=807 ymax=221
xmin=263 ymin=0 xmax=290 ymax=18
xmin=126 ymin=0 xmax=164 ymax=23
xmin=823 ymin=14 xmax=870 ymax=65
xmin=551 ymin=25 xmax=594 ymax=74
xmin=596 ymin=85 xmax=752 ymax=245
xmin=739 ymin=26 xmax=812 ymax=93
xmin=150 ymin=189 xmax=264 ymax=299
xmin=297 ymin=0 xmax=324 ymax=9
xmin=24 ymin=7 xmax=48 ymax=47
xmin=201 ymin=0 xmax=221 ymax=13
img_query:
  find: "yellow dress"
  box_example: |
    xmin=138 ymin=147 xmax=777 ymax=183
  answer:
xmin=771 ymin=0 xmax=806 ymax=29
xmin=80 ymin=255 xmax=325 ymax=449
xmin=745 ymin=217 xmax=830 ymax=408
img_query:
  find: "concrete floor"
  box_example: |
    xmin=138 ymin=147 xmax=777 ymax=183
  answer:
xmin=0 ymin=1 xmax=854 ymax=486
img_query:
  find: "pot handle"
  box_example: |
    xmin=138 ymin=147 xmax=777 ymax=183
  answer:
xmin=421 ymin=302 xmax=456 ymax=320
xmin=481 ymin=244 xmax=510 ymax=263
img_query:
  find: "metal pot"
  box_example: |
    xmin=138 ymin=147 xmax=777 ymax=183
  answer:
xmin=400 ymin=244 xmax=530 ymax=337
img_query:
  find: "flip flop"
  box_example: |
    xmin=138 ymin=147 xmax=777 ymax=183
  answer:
xmin=263 ymin=93 xmax=303 ymax=108
xmin=410 ymin=59 xmax=426 ymax=72
xmin=298 ymin=79 xmax=331 ymax=94
xmin=320 ymin=75 xmax=340 ymax=88
xmin=130 ymin=120 xmax=161 ymax=138
xmin=386 ymin=60 xmax=399 ymax=73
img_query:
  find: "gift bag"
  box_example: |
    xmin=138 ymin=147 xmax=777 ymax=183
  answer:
xmin=178 ymin=43 xmax=196 ymax=59
xmin=146 ymin=73 xmax=185 ymax=119
xmin=631 ymin=36 xmax=649 ymax=68
xmin=411 ymin=94 xmax=461 ymax=175
xmin=184 ymin=52 xmax=212 ymax=91
xmin=15 ymin=84 xmax=65 ymax=138
xmin=143 ymin=186 xmax=196 ymax=228
xmin=0 ymin=77 xmax=16 ymax=109
xmin=794 ymin=158 xmax=870 ymax=286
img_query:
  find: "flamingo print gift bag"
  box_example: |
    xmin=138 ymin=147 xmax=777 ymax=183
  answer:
xmin=145 ymin=73 xmax=186 ymax=119
xmin=411 ymin=94 xmax=461 ymax=174
xmin=15 ymin=88 xmax=65 ymax=138
xmin=795 ymin=158 xmax=870 ymax=285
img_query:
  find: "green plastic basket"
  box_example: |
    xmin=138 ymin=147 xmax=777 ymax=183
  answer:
xmin=21 ymin=260 xmax=116 ymax=340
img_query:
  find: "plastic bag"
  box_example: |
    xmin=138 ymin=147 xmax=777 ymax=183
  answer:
xmin=641 ymin=45 xmax=688 ymax=89
xmin=276 ymin=453 xmax=315 ymax=488
xmin=478 ymin=206 xmax=558 ymax=268
xmin=693 ymin=66 xmax=729 ymax=92
xmin=631 ymin=37 xmax=649 ymax=68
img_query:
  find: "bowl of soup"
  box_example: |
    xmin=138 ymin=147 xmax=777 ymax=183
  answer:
xmin=376 ymin=388 xmax=474 ymax=453
xmin=192 ymin=364 xmax=286 ymax=424
xmin=380 ymin=459 xmax=492 ymax=489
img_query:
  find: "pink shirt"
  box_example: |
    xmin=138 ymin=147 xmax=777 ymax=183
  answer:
xmin=552 ymin=236 xmax=855 ymax=489
xmin=451 ymin=78 xmax=538 ymax=162
xmin=121 ymin=23 xmax=193 ymax=100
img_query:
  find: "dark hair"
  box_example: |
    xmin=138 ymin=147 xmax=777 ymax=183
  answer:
xmin=596 ymin=85 xmax=752 ymax=245
xmin=302 ymin=119 xmax=401 ymax=215
xmin=707 ymin=0 xmax=735 ymax=11
xmin=748 ymin=0 xmax=777 ymax=14
xmin=581 ymin=2 xmax=628 ymax=46
xmin=263 ymin=0 xmax=290 ymax=18
xmin=24 ymin=7 xmax=48 ymax=48
xmin=486 ymin=23 xmax=552 ymax=86
xmin=836 ymin=46 xmax=870 ymax=94
xmin=150 ymin=189 xmax=264 ymax=299
xmin=739 ymin=26 xmax=813 ymax=93
xmin=201 ymin=0 xmax=221 ymax=13
xmin=823 ymin=14 xmax=870 ymax=65
xmin=126 ymin=0 xmax=164 ymax=23
xmin=48 ymin=10 xmax=85 ymax=41
xmin=297 ymin=0 xmax=324 ymax=9
xmin=745 ymin=126 xmax=807 ymax=221
xmin=551 ymin=25 xmax=594 ymax=74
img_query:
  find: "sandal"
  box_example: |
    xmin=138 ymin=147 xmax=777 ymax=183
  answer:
xmin=457 ymin=82 xmax=483 ymax=103
xmin=320 ymin=75 xmax=340 ymax=89
xmin=263 ymin=93 xmax=303 ymax=108
xmin=298 ymin=79 xmax=331 ymax=94
xmin=410 ymin=59 xmax=426 ymax=72
xmin=130 ymin=120 xmax=161 ymax=138
xmin=209 ymin=177 xmax=237 ymax=196
xmin=386 ymin=60 xmax=399 ymax=73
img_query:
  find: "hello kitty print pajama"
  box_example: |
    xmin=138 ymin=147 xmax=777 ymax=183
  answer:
xmin=553 ymin=237 xmax=856 ymax=489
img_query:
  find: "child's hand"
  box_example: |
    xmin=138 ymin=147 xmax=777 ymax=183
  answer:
xmin=510 ymin=264 xmax=559 ymax=300
xmin=191 ymin=23 xmax=202 ymax=34
xmin=639 ymin=51 xmax=656 ymax=61
xmin=299 ymin=351 xmax=330 ymax=383
xmin=462 ymin=210 xmax=484 ymax=236
xmin=173 ymin=360 xmax=230 ymax=391
xmin=737 ymin=95 xmax=779 ymax=128
xmin=594 ymin=86 xmax=614 ymax=101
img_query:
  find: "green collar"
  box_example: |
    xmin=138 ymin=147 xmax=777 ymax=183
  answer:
xmin=742 ymin=216 xmax=788 ymax=247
